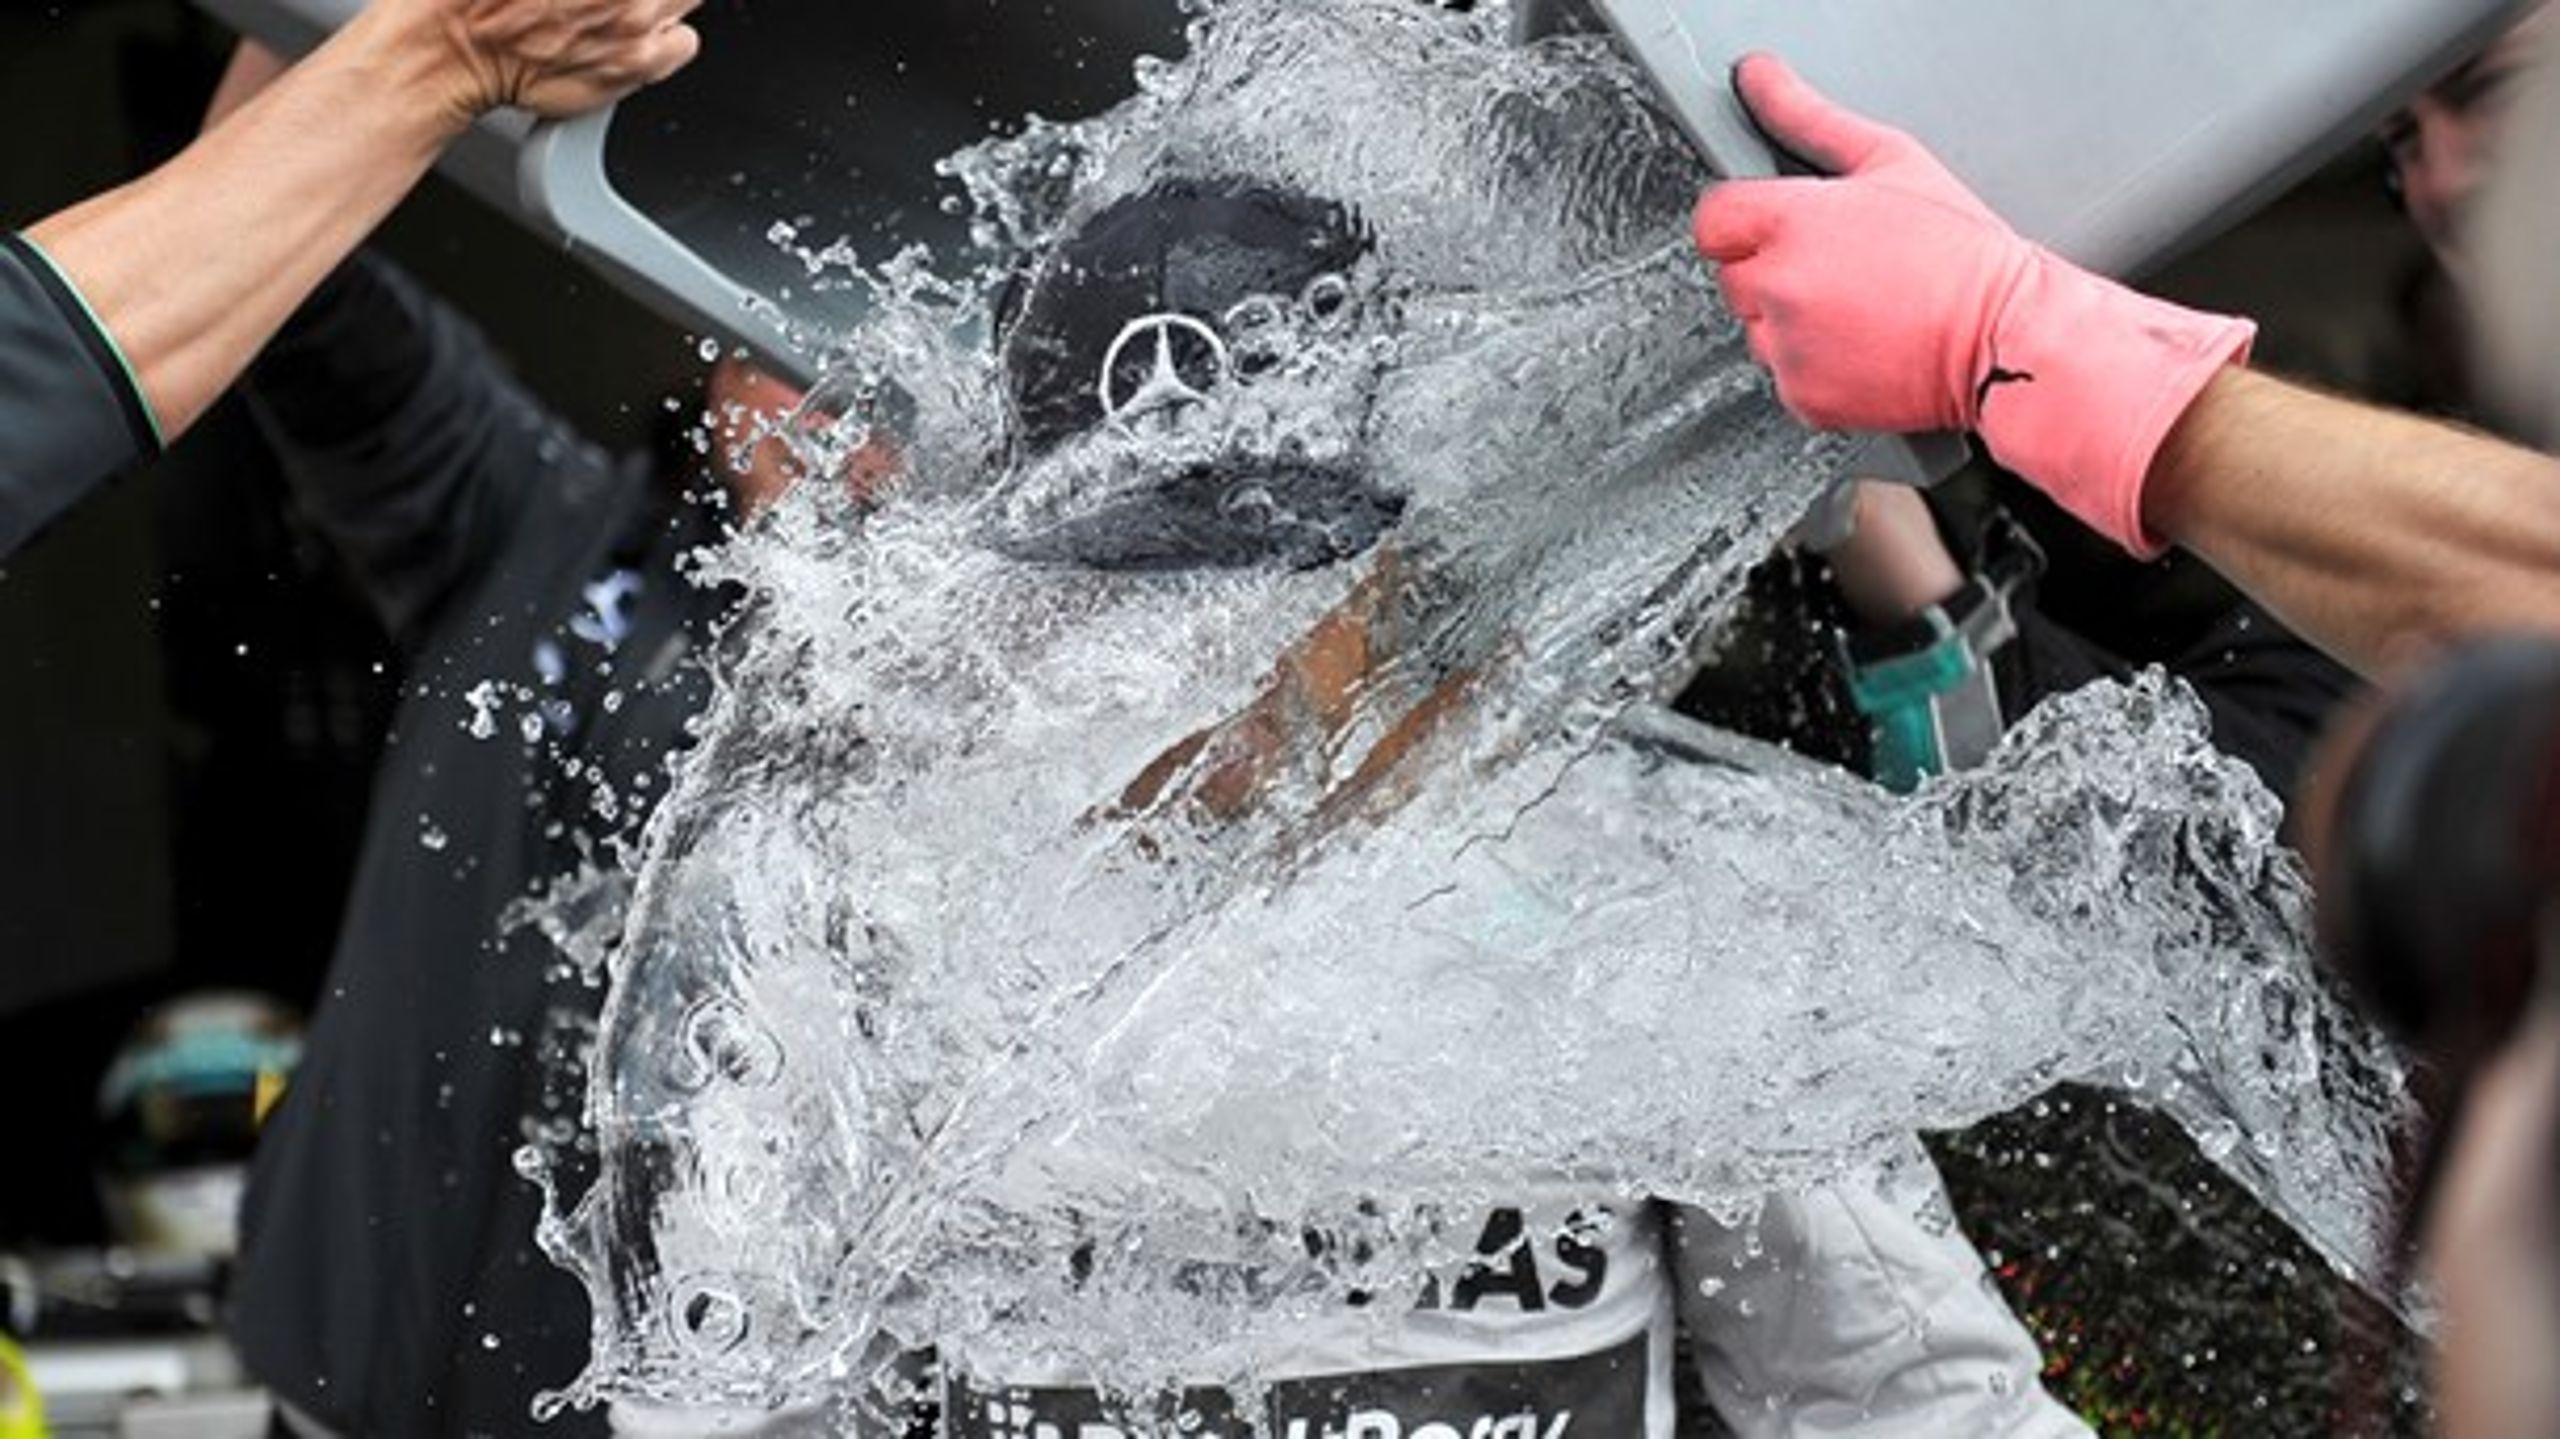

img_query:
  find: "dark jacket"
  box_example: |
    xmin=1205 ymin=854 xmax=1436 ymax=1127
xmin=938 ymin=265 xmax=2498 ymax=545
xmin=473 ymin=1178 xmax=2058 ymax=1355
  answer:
xmin=228 ymin=253 xmax=728 ymax=1436
xmin=0 ymin=233 xmax=160 ymax=555
xmin=1974 ymin=468 xmax=2360 ymax=802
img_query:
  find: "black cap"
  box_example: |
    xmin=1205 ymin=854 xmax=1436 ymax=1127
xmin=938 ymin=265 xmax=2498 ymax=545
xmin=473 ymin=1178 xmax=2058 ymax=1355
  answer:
xmin=989 ymin=179 xmax=1404 ymax=570
xmin=1001 ymin=179 xmax=1376 ymax=453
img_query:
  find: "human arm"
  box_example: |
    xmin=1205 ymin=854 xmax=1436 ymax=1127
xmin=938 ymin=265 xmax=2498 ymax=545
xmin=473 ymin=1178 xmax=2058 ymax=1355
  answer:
xmin=1691 ymin=58 xmax=2560 ymax=677
xmin=1691 ymin=55 xmax=2252 ymax=563
xmin=0 ymin=240 xmax=155 ymax=551
xmin=192 ymin=37 xmax=629 ymax=641
xmin=2143 ymin=366 xmax=2560 ymax=676
xmin=1112 ymin=553 xmax=1476 ymax=832
xmin=0 ymin=0 xmax=698 ymax=556
xmin=1823 ymin=481 xmax=1965 ymax=624
xmin=1671 ymin=1179 xmax=2089 ymax=1437
xmin=29 ymin=0 xmax=699 ymax=440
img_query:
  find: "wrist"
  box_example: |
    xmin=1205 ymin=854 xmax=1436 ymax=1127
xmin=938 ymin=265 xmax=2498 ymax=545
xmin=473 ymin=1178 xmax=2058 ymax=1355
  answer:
xmin=2140 ymin=365 xmax=2255 ymax=551
xmin=329 ymin=0 xmax=491 ymax=142
xmin=1829 ymin=484 xmax=1964 ymax=624
xmin=1978 ymin=252 xmax=2254 ymax=557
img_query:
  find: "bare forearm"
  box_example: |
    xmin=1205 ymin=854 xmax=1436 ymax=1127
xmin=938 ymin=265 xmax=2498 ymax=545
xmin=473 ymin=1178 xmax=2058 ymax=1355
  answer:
xmin=24 ymin=6 xmax=469 ymax=441
xmin=2143 ymin=367 xmax=2560 ymax=676
xmin=1826 ymin=481 xmax=1963 ymax=625
xmin=20 ymin=0 xmax=700 ymax=447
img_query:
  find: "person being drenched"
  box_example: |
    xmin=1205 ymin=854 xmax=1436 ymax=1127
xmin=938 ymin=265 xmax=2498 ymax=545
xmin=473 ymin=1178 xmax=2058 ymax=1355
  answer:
xmin=896 ymin=171 xmax=2091 ymax=1436
xmin=563 ymin=10 xmax=2358 ymax=1437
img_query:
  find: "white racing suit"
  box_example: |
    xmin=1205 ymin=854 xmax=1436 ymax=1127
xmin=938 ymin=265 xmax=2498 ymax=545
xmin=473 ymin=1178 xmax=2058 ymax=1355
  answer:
xmin=940 ymin=1160 xmax=2089 ymax=1438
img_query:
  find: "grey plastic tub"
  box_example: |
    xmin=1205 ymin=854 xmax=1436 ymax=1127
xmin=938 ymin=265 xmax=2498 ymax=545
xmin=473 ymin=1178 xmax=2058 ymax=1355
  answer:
xmin=195 ymin=0 xmax=1187 ymax=382
xmin=201 ymin=0 xmax=2525 ymax=379
xmin=1529 ymin=0 xmax=2530 ymax=276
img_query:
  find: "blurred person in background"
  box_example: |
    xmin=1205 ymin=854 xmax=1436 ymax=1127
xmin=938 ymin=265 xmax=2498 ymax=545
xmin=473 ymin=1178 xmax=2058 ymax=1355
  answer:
xmin=196 ymin=41 xmax=848 ymax=1435
xmin=2373 ymin=22 xmax=2560 ymax=1436
xmin=0 ymin=0 xmax=702 ymax=559
xmin=2297 ymin=638 xmax=2560 ymax=1438
xmin=2377 ymin=6 xmax=2552 ymax=302
xmin=914 ymin=171 xmax=2092 ymax=1439
xmin=2369 ymin=4 xmax=2552 ymax=427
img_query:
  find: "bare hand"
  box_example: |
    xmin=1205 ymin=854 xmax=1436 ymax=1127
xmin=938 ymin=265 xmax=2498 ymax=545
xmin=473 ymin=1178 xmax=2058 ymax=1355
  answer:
xmin=388 ymin=0 xmax=704 ymax=125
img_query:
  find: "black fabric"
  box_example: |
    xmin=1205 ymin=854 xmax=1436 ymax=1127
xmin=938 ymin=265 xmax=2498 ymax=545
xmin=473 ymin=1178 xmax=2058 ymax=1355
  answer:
xmin=0 ymin=232 xmax=158 ymax=555
xmin=244 ymin=258 xmax=555 ymax=648
xmin=1970 ymin=469 xmax=2360 ymax=804
xmin=1671 ymin=555 xmax=1871 ymax=775
xmin=228 ymin=251 xmax=727 ymax=1437
xmin=988 ymin=179 xmax=1399 ymax=572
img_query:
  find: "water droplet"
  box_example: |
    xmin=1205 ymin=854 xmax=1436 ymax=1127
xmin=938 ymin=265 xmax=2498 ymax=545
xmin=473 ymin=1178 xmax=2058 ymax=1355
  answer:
xmin=672 ymin=1282 xmax=751 ymax=1358
xmin=1300 ymin=272 xmax=1354 ymax=327
xmin=679 ymin=998 xmax=785 ymax=1089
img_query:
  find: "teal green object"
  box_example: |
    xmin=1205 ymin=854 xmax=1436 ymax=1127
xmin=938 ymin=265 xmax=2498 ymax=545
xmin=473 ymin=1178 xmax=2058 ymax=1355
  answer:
xmin=1846 ymin=613 xmax=1975 ymax=794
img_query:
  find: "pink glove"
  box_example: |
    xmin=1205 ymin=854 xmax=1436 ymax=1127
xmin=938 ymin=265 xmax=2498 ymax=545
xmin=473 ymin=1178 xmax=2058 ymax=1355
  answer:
xmin=1693 ymin=54 xmax=2256 ymax=557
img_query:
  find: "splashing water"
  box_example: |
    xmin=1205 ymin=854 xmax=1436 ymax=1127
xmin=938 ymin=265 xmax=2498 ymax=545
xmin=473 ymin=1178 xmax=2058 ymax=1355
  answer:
xmin=529 ymin=0 xmax=2409 ymax=1422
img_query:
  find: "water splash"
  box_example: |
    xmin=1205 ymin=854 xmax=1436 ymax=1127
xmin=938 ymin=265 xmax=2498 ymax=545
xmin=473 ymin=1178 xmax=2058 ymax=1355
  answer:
xmin=528 ymin=0 xmax=2408 ymax=1421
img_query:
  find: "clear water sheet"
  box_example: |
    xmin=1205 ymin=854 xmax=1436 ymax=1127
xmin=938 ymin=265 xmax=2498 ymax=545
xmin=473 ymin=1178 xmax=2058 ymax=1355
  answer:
xmin=518 ymin=0 xmax=2410 ymax=1420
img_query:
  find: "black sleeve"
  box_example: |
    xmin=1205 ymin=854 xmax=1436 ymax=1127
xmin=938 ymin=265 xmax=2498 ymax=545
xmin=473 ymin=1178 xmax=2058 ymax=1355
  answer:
xmin=243 ymin=250 xmax=613 ymax=646
xmin=2001 ymin=595 xmax=2359 ymax=806
xmin=0 ymin=233 xmax=162 ymax=556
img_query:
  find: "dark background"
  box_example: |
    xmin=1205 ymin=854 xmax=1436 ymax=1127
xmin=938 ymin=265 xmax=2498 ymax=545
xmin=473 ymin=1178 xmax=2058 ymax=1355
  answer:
xmin=0 ymin=0 xmax=701 ymax=1244
xmin=0 ymin=0 xmax=2440 ymax=1250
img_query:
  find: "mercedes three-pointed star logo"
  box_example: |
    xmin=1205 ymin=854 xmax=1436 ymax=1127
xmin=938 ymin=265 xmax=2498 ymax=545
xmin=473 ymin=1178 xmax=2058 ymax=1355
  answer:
xmin=1098 ymin=312 xmax=1233 ymax=431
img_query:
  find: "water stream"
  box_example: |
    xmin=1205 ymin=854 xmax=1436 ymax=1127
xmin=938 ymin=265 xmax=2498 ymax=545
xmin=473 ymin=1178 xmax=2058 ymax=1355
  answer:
xmin=519 ymin=0 xmax=2410 ymax=1423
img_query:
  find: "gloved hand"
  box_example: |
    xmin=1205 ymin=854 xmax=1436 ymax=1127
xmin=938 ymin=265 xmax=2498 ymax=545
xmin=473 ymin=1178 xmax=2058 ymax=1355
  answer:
xmin=1693 ymin=54 xmax=2256 ymax=558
